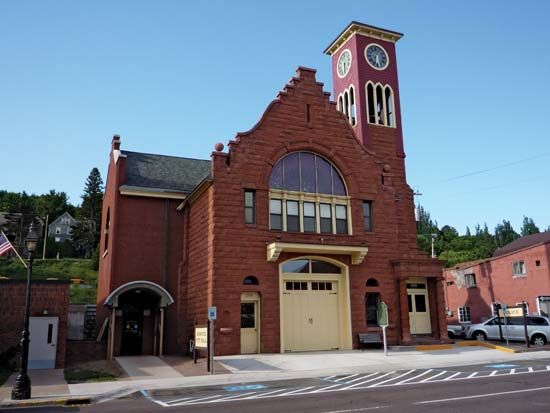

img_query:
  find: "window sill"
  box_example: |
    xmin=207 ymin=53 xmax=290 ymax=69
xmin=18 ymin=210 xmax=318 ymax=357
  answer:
xmin=102 ymin=250 xmax=108 ymax=258
xmin=244 ymin=223 xmax=257 ymax=228
xmin=466 ymin=285 xmax=477 ymax=289
xmin=512 ymin=274 xmax=527 ymax=278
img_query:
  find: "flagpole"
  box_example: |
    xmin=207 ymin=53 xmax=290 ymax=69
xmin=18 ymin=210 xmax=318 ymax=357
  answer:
xmin=1 ymin=231 xmax=27 ymax=269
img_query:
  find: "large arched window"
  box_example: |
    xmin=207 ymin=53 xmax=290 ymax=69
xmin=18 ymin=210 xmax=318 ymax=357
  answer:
xmin=269 ymin=152 xmax=350 ymax=234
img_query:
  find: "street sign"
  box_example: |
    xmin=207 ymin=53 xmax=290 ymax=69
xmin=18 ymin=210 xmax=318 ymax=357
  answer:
xmin=194 ymin=326 xmax=208 ymax=349
xmin=378 ymin=301 xmax=388 ymax=327
xmin=208 ymin=306 xmax=217 ymax=320
xmin=498 ymin=307 xmax=523 ymax=318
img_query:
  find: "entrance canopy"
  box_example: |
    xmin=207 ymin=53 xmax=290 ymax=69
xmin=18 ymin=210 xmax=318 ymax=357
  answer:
xmin=267 ymin=242 xmax=368 ymax=265
xmin=104 ymin=280 xmax=174 ymax=308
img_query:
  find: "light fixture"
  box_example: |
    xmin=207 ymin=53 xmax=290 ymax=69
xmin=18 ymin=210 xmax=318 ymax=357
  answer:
xmin=25 ymin=223 xmax=39 ymax=253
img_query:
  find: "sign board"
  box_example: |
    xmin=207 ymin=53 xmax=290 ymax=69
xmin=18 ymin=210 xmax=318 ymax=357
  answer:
xmin=498 ymin=306 xmax=524 ymax=318
xmin=195 ymin=326 xmax=208 ymax=349
xmin=208 ymin=306 xmax=217 ymax=321
xmin=377 ymin=301 xmax=389 ymax=327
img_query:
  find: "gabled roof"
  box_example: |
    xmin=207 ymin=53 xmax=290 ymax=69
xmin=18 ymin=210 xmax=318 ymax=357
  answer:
xmin=49 ymin=212 xmax=76 ymax=226
xmin=493 ymin=231 xmax=550 ymax=257
xmin=121 ymin=151 xmax=211 ymax=194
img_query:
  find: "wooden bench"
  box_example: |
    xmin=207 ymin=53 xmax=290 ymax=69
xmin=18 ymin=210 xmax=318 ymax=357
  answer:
xmin=358 ymin=333 xmax=382 ymax=350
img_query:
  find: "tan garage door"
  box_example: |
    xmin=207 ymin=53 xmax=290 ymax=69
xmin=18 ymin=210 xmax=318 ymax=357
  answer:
xmin=283 ymin=280 xmax=340 ymax=352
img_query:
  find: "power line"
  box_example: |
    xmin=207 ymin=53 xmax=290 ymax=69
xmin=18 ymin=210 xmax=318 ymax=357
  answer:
xmin=443 ymin=153 xmax=550 ymax=182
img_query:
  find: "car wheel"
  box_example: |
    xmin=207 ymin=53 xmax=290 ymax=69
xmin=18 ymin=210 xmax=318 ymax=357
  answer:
xmin=531 ymin=334 xmax=546 ymax=346
xmin=473 ymin=331 xmax=486 ymax=341
xmin=448 ymin=331 xmax=455 ymax=339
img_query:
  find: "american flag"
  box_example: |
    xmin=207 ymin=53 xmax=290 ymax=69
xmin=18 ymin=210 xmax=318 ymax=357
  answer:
xmin=0 ymin=232 xmax=14 ymax=256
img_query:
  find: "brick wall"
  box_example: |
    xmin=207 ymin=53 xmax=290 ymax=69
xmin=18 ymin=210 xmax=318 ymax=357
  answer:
xmin=0 ymin=280 xmax=70 ymax=368
xmin=444 ymin=243 xmax=550 ymax=324
xmin=65 ymin=340 xmax=107 ymax=367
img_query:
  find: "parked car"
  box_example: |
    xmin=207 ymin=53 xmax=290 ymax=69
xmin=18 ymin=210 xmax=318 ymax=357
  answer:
xmin=464 ymin=315 xmax=550 ymax=346
xmin=447 ymin=324 xmax=466 ymax=339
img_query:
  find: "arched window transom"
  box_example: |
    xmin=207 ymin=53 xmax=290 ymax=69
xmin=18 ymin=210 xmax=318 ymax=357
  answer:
xmin=269 ymin=152 xmax=351 ymax=235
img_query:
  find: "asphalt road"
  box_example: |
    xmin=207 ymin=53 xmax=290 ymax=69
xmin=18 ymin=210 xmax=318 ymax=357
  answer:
xmin=4 ymin=359 xmax=550 ymax=413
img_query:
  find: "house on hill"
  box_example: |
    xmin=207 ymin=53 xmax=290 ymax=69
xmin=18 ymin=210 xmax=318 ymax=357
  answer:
xmin=444 ymin=231 xmax=550 ymax=325
xmin=48 ymin=212 xmax=77 ymax=243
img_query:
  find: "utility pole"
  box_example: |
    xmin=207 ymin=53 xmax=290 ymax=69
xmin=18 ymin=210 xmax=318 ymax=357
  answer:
xmin=431 ymin=233 xmax=438 ymax=258
xmin=42 ymin=215 xmax=48 ymax=260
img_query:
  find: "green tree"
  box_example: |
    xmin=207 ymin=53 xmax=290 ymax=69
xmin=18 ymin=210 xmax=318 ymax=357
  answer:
xmin=72 ymin=168 xmax=104 ymax=258
xmin=494 ymin=220 xmax=520 ymax=248
xmin=520 ymin=216 xmax=540 ymax=236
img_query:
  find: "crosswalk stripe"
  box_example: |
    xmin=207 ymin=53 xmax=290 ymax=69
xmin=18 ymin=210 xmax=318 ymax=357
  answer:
xmin=212 ymin=392 xmax=258 ymax=402
xmin=528 ymin=367 xmax=534 ymax=372
xmin=246 ymin=389 xmax=288 ymax=399
xmin=510 ymin=369 xmax=516 ymax=374
xmin=419 ymin=370 xmax=447 ymax=382
xmin=345 ymin=372 xmax=380 ymax=384
xmin=177 ymin=394 xmax=231 ymax=404
xmin=341 ymin=371 xmax=395 ymax=390
xmin=490 ymin=370 xmax=498 ymax=376
xmin=334 ymin=374 xmax=360 ymax=382
xmin=395 ymin=369 xmax=433 ymax=385
xmin=443 ymin=372 xmax=461 ymax=381
xmin=467 ymin=372 xmax=478 ymax=378
xmin=370 ymin=370 xmax=416 ymax=387
xmin=279 ymin=386 xmax=316 ymax=396
xmin=164 ymin=396 xmax=192 ymax=404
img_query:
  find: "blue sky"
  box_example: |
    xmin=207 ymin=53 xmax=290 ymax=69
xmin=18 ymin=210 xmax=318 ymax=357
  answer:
xmin=1 ymin=1 xmax=549 ymax=233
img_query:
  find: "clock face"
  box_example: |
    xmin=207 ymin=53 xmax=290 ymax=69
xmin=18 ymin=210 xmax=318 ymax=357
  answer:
xmin=365 ymin=44 xmax=389 ymax=70
xmin=337 ymin=49 xmax=352 ymax=78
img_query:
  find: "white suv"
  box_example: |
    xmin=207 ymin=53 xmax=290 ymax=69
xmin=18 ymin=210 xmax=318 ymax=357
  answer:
xmin=464 ymin=315 xmax=550 ymax=346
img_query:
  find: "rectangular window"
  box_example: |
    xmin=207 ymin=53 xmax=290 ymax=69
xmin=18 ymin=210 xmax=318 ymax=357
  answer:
xmin=320 ymin=203 xmax=332 ymax=233
xmin=366 ymin=293 xmax=380 ymax=326
xmin=244 ymin=189 xmax=256 ymax=224
xmin=55 ymin=227 xmax=61 ymax=234
xmin=286 ymin=200 xmax=300 ymax=232
xmin=270 ymin=199 xmax=282 ymax=230
xmin=512 ymin=260 xmax=526 ymax=276
xmin=335 ymin=205 xmax=348 ymax=234
xmin=458 ymin=306 xmax=471 ymax=323
xmin=303 ymin=202 xmax=316 ymax=232
xmin=363 ymin=201 xmax=373 ymax=232
xmin=464 ymin=273 xmax=476 ymax=288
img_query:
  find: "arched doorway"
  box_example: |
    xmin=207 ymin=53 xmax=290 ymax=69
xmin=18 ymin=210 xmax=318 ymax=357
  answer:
xmin=104 ymin=281 xmax=174 ymax=359
xmin=279 ymin=257 xmax=352 ymax=352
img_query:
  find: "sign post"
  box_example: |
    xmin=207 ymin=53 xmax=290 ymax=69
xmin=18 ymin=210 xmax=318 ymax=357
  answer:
xmin=495 ymin=303 xmax=504 ymax=342
xmin=378 ymin=301 xmax=389 ymax=356
xmin=522 ymin=302 xmax=530 ymax=348
xmin=208 ymin=306 xmax=217 ymax=375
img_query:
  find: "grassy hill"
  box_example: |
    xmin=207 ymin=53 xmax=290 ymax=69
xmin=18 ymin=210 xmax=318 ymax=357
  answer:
xmin=0 ymin=258 xmax=97 ymax=304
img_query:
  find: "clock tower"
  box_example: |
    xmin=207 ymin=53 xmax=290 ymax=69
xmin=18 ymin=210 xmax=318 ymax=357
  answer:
xmin=325 ymin=22 xmax=405 ymax=158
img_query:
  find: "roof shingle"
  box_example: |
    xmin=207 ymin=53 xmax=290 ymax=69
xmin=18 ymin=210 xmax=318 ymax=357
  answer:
xmin=121 ymin=151 xmax=211 ymax=193
xmin=493 ymin=231 xmax=550 ymax=257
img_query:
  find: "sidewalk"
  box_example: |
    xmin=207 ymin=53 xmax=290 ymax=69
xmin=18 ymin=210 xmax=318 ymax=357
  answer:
xmin=2 ymin=345 xmax=550 ymax=407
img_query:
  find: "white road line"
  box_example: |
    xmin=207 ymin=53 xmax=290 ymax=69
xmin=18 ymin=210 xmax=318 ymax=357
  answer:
xmin=419 ymin=370 xmax=447 ymax=382
xmin=341 ymin=372 xmax=395 ymax=390
xmin=528 ymin=367 xmax=534 ymax=372
xmin=467 ymin=372 xmax=478 ymax=378
xmin=312 ymin=383 xmax=347 ymax=393
xmin=210 ymin=392 xmax=257 ymax=402
xmin=319 ymin=406 xmax=390 ymax=413
xmin=394 ymin=369 xmax=433 ymax=385
xmin=334 ymin=374 xmax=359 ymax=382
xmin=245 ymin=389 xmax=288 ymax=399
xmin=443 ymin=372 xmax=461 ymax=381
xmin=324 ymin=375 xmax=337 ymax=380
xmin=547 ymin=365 xmax=550 ymax=371
xmin=370 ymin=370 xmax=416 ymax=387
xmin=164 ymin=396 xmax=192 ymax=404
xmin=510 ymin=368 xmax=516 ymax=374
xmin=176 ymin=394 xmax=231 ymax=405
xmin=278 ymin=386 xmax=316 ymax=396
xmin=345 ymin=372 xmax=380 ymax=384
xmin=415 ymin=386 xmax=550 ymax=405
xmin=489 ymin=370 xmax=498 ymax=376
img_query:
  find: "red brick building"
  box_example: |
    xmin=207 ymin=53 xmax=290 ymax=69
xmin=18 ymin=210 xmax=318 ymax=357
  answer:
xmin=444 ymin=232 xmax=550 ymax=325
xmin=97 ymin=22 xmax=445 ymax=357
xmin=0 ymin=280 xmax=70 ymax=368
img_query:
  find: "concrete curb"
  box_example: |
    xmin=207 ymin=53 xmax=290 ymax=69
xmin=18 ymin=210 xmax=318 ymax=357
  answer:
xmin=0 ymin=396 xmax=91 ymax=408
xmin=457 ymin=341 xmax=518 ymax=353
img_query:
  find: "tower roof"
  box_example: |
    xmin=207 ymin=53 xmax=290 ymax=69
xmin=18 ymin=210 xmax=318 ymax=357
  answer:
xmin=324 ymin=21 xmax=403 ymax=56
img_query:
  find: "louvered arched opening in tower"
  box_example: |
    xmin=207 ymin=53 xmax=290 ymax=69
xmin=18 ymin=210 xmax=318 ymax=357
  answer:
xmin=343 ymin=91 xmax=349 ymax=119
xmin=366 ymin=83 xmax=375 ymax=124
xmin=375 ymin=84 xmax=385 ymax=125
xmin=338 ymin=95 xmax=343 ymax=113
xmin=349 ymin=86 xmax=356 ymax=126
xmin=385 ymin=86 xmax=394 ymax=127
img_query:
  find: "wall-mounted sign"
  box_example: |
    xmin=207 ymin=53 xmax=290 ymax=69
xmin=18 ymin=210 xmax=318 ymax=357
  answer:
xmin=498 ymin=307 xmax=524 ymax=318
xmin=208 ymin=306 xmax=217 ymax=321
xmin=195 ymin=326 xmax=208 ymax=349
